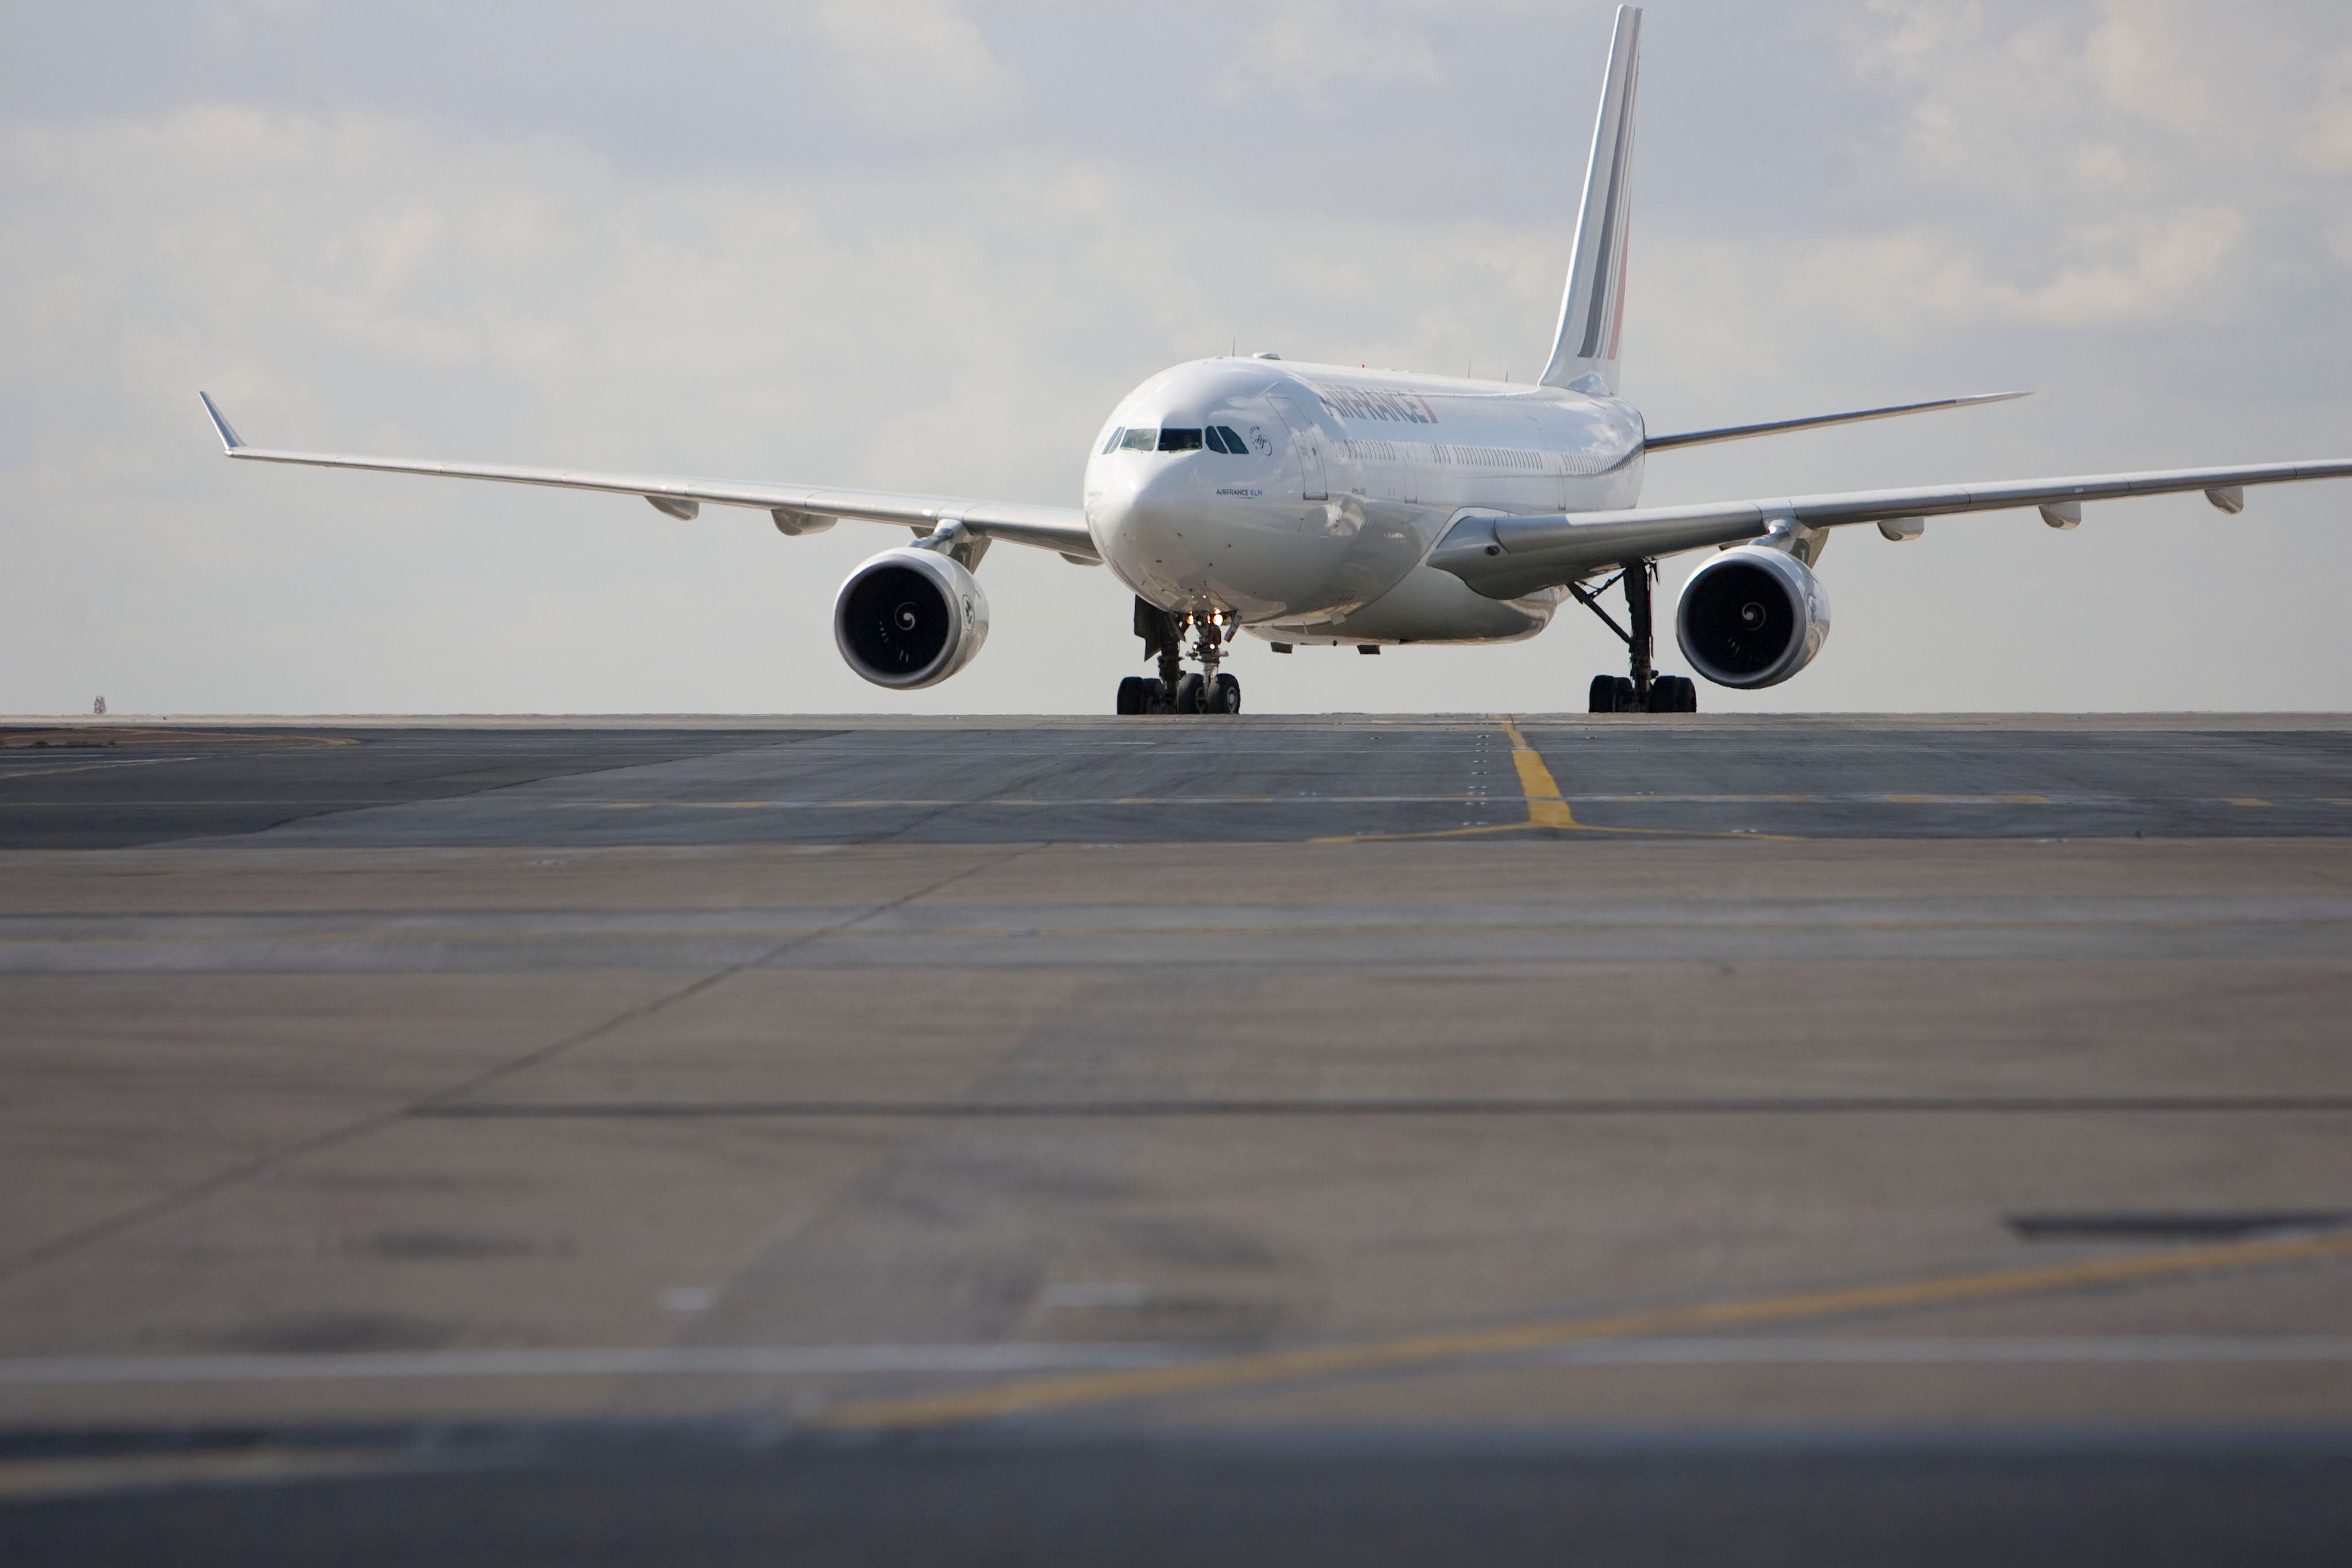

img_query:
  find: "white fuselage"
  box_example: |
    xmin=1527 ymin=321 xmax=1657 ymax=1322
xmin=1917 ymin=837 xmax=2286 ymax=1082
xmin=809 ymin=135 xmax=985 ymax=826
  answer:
xmin=1084 ymin=358 xmax=1646 ymax=645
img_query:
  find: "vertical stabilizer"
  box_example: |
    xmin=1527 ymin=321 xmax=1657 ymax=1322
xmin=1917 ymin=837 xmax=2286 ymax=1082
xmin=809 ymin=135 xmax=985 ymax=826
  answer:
xmin=1538 ymin=5 xmax=1642 ymax=394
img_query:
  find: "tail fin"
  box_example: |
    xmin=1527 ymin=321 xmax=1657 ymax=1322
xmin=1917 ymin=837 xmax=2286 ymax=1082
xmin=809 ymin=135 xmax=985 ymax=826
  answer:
xmin=1538 ymin=5 xmax=1642 ymax=395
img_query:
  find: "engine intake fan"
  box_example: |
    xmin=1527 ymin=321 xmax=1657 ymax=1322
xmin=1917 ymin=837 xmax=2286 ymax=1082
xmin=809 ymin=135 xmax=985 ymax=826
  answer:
xmin=832 ymin=547 xmax=991 ymax=690
xmin=1673 ymin=545 xmax=1831 ymax=689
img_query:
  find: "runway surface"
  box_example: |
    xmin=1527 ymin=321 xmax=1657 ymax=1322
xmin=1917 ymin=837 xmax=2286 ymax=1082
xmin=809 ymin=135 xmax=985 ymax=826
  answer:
xmin=2 ymin=714 xmax=2349 ymax=1562
xmin=4 ymin=714 xmax=2347 ymax=849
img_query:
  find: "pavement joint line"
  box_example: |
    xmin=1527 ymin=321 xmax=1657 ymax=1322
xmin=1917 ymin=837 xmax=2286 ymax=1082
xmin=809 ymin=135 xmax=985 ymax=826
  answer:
xmin=10 ymin=1337 xmax=2352 ymax=1391
xmin=10 ymin=911 xmax=2347 ymax=948
xmin=14 ymin=795 xmax=2352 ymax=811
xmin=408 ymin=1094 xmax=2352 ymax=1120
xmin=842 ymin=742 xmax=1125 ymax=854
xmin=0 ymin=1446 xmax=412 ymax=1503
xmin=0 ymin=1345 xmax=1191 ymax=1387
xmin=808 ymin=1226 xmax=2352 ymax=1432
xmin=0 ymin=846 xmax=1037 ymax=1288
xmin=0 ymin=755 xmax=203 ymax=781
xmin=1531 ymin=1335 xmax=2352 ymax=1365
xmin=558 ymin=793 xmax=2148 ymax=808
xmin=84 ymin=729 xmax=845 ymax=850
xmin=15 ymin=793 xmax=2352 ymax=807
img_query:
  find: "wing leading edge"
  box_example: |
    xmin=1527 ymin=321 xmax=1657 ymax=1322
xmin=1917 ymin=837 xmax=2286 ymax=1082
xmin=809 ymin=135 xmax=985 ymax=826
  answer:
xmin=196 ymin=393 xmax=1101 ymax=563
xmin=1428 ymin=458 xmax=2352 ymax=599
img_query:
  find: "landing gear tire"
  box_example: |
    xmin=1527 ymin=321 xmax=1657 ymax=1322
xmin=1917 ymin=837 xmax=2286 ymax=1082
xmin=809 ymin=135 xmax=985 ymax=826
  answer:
xmin=1653 ymin=675 xmax=1697 ymax=713
xmin=1128 ymin=598 xmax=1243 ymax=717
xmin=1590 ymin=675 xmax=1638 ymax=713
xmin=1588 ymin=674 xmax=1695 ymax=713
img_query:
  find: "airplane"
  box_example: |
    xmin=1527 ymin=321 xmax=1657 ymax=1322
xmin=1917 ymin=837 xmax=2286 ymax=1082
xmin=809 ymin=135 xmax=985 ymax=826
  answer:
xmin=199 ymin=5 xmax=2351 ymax=717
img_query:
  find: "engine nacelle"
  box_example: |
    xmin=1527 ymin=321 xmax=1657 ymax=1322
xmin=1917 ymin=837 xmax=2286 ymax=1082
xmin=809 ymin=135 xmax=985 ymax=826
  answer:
xmin=1673 ymin=545 xmax=1831 ymax=689
xmin=832 ymin=547 xmax=991 ymax=689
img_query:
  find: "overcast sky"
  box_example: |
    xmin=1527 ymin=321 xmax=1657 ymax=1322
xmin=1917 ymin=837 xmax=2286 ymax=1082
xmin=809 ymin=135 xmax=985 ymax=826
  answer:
xmin=5 ymin=1 xmax=2348 ymax=715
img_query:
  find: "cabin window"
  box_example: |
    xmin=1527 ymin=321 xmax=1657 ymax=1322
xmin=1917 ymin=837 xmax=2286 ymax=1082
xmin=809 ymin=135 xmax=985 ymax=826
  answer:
xmin=1156 ymin=428 xmax=1204 ymax=451
xmin=1118 ymin=427 xmax=1157 ymax=451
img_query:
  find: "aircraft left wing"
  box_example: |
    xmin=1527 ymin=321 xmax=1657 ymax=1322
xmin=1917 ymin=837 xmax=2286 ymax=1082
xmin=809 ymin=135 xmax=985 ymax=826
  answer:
xmin=1427 ymin=457 xmax=2352 ymax=599
xmin=198 ymin=393 xmax=1101 ymax=563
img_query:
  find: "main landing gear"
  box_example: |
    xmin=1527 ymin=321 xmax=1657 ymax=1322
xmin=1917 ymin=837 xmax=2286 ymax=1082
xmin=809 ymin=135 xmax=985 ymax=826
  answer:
xmin=1578 ymin=560 xmax=1697 ymax=714
xmin=1117 ymin=599 xmax=1242 ymax=715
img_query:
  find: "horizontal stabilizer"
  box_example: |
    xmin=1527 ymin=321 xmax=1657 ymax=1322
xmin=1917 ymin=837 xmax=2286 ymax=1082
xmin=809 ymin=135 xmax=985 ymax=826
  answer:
xmin=1645 ymin=392 xmax=2028 ymax=452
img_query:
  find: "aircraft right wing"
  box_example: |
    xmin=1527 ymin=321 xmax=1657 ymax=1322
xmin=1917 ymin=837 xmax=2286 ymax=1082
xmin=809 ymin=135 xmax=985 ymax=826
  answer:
xmin=197 ymin=393 xmax=1101 ymax=563
xmin=1426 ymin=457 xmax=2352 ymax=599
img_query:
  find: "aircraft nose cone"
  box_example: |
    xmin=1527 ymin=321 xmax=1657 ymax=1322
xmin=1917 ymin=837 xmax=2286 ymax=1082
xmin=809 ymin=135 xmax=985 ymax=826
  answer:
xmin=1094 ymin=452 xmax=1223 ymax=609
xmin=1094 ymin=458 xmax=1188 ymax=564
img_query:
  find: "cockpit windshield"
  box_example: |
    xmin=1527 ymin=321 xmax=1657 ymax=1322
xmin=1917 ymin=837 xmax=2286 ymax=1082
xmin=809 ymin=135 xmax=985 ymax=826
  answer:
xmin=1113 ymin=425 xmax=1252 ymax=455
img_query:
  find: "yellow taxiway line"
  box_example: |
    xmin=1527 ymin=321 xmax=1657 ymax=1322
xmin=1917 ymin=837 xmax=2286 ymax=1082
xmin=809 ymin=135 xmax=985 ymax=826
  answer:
xmin=1502 ymin=715 xmax=1580 ymax=829
xmin=1312 ymin=716 xmax=1794 ymax=845
xmin=812 ymin=1224 xmax=2352 ymax=1432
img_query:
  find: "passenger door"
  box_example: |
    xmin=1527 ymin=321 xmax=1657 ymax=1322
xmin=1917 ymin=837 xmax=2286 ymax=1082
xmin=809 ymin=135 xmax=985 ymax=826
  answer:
xmin=1266 ymin=396 xmax=1329 ymax=501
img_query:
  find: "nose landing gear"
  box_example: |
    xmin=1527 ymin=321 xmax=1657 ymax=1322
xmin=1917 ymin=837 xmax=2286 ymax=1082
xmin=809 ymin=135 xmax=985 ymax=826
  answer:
xmin=1117 ymin=599 xmax=1243 ymax=715
xmin=1577 ymin=560 xmax=1697 ymax=714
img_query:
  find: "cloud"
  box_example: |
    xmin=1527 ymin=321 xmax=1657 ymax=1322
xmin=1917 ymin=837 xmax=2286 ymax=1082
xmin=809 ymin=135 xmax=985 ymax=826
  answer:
xmin=1608 ymin=182 xmax=2273 ymax=489
xmin=2308 ymin=102 xmax=2352 ymax=169
xmin=1985 ymin=206 xmax=2246 ymax=324
xmin=1629 ymin=203 xmax=2246 ymax=382
xmin=2303 ymin=52 xmax=2352 ymax=170
xmin=1816 ymin=1 xmax=2286 ymax=200
xmin=794 ymin=0 xmax=1013 ymax=131
xmin=2070 ymin=143 xmax=2129 ymax=184
xmin=2083 ymin=0 xmax=2216 ymax=131
xmin=1219 ymin=1 xmax=1448 ymax=109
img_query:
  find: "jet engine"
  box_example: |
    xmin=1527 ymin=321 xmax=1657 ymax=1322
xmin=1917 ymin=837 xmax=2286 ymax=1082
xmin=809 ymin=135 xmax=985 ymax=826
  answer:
xmin=1673 ymin=545 xmax=1831 ymax=689
xmin=832 ymin=547 xmax=991 ymax=689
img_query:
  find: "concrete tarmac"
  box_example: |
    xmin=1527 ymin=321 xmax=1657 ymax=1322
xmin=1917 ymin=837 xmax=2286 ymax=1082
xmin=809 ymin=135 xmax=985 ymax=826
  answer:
xmin=2 ymin=714 xmax=2349 ymax=1562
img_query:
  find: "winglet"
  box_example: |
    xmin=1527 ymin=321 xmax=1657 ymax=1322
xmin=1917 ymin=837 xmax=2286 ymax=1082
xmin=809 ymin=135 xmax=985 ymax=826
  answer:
xmin=197 ymin=391 xmax=245 ymax=452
